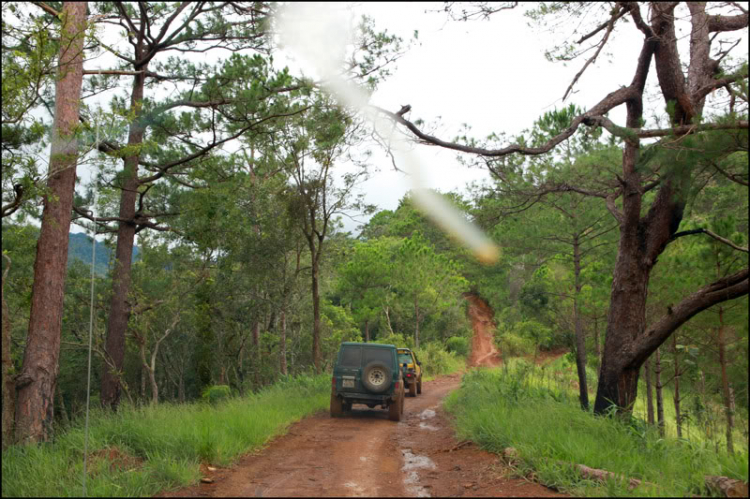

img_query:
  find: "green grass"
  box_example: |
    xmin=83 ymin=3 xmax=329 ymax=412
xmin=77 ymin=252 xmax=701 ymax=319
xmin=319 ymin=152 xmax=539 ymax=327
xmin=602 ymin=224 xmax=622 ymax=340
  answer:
xmin=444 ymin=360 xmax=748 ymax=497
xmin=2 ymin=374 xmax=330 ymax=497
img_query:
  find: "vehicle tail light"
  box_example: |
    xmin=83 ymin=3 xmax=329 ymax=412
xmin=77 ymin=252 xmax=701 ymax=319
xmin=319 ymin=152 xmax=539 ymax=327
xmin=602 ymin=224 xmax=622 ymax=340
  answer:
xmin=394 ymin=381 xmax=400 ymax=390
xmin=406 ymin=373 xmax=412 ymax=377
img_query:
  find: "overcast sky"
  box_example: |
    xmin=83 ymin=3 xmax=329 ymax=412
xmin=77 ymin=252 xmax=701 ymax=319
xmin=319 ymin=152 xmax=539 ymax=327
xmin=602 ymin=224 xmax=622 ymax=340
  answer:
xmin=57 ymin=2 xmax=747 ymax=238
xmin=318 ymin=2 xmax=642 ymax=233
xmin=312 ymin=2 xmax=747 ymax=233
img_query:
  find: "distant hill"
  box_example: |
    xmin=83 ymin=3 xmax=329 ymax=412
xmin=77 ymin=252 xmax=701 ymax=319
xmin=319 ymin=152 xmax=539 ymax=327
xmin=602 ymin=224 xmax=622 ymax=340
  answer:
xmin=67 ymin=232 xmax=140 ymax=275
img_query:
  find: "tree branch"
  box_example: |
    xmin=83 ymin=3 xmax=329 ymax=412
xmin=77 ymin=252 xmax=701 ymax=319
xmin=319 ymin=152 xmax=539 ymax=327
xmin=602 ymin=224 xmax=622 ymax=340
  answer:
xmin=671 ymin=228 xmax=749 ymax=253
xmin=564 ymin=4 xmax=623 ymax=101
xmin=31 ymin=2 xmax=59 ymax=18
xmin=636 ymin=120 xmax=749 ymax=138
xmin=629 ymin=268 xmax=749 ymax=368
xmin=707 ymin=12 xmax=749 ymax=32
xmin=1 ymin=184 xmax=25 ymax=218
xmin=372 ymin=85 xmax=633 ymax=157
xmin=710 ymin=160 xmax=749 ymax=186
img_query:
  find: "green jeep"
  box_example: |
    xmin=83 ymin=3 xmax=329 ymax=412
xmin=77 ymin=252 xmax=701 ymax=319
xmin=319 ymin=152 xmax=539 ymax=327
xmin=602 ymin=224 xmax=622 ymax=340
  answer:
xmin=330 ymin=342 xmax=406 ymax=421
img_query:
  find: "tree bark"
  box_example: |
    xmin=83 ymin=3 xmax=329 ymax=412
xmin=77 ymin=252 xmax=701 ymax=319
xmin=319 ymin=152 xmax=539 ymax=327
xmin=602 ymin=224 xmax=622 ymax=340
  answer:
xmin=572 ymin=236 xmax=589 ymax=410
xmin=2 ymin=254 xmax=15 ymax=448
xmin=101 ymin=64 xmax=147 ymax=411
xmin=655 ymin=347 xmax=665 ymax=437
xmin=14 ymin=2 xmax=86 ymax=444
xmin=364 ymin=319 xmax=370 ymax=343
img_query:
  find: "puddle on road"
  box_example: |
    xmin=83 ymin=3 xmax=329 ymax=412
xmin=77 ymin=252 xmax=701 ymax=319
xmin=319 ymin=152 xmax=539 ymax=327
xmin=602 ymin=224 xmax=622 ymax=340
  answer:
xmin=419 ymin=409 xmax=436 ymax=420
xmin=418 ymin=422 xmax=438 ymax=431
xmin=401 ymin=448 xmax=436 ymax=497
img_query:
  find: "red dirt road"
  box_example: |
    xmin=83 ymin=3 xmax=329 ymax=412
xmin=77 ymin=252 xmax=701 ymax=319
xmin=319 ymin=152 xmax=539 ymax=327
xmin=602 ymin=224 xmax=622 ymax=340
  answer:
xmin=465 ymin=294 xmax=502 ymax=368
xmin=159 ymin=296 xmax=563 ymax=497
xmin=159 ymin=373 xmax=561 ymax=497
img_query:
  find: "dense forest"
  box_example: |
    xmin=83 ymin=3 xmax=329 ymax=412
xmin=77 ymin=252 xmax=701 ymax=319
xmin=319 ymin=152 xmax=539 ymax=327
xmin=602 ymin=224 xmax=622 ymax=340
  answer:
xmin=1 ymin=2 xmax=748 ymax=496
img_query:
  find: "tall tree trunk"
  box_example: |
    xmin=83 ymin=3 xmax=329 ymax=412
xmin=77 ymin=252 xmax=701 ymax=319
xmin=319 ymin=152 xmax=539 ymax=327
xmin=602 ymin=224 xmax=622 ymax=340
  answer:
xmin=644 ymin=357 xmax=655 ymax=425
xmin=149 ymin=368 xmax=158 ymax=405
xmin=573 ymin=236 xmax=589 ymax=410
xmin=672 ymin=333 xmax=682 ymax=438
xmin=593 ymin=226 xmax=651 ymax=415
xmin=2 ymin=254 xmax=15 ymax=448
xmin=655 ymin=347 xmax=665 ymax=437
xmin=101 ymin=65 xmax=148 ymax=411
xmin=383 ymin=306 xmax=395 ymax=335
xmin=364 ymin=319 xmax=369 ymax=343
xmin=14 ymin=2 xmax=86 ymax=444
xmin=718 ymin=306 xmax=734 ymax=454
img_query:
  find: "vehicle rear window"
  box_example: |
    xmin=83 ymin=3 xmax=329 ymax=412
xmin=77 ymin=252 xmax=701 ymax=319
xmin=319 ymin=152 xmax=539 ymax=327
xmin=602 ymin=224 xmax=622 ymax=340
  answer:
xmin=339 ymin=346 xmax=361 ymax=367
xmin=363 ymin=347 xmax=393 ymax=366
xmin=398 ymin=353 xmax=412 ymax=364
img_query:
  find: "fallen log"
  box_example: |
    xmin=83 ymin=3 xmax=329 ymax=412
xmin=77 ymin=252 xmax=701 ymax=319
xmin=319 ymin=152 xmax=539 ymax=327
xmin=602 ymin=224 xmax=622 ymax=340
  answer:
xmin=573 ymin=463 xmax=649 ymax=491
xmin=705 ymin=475 xmax=749 ymax=498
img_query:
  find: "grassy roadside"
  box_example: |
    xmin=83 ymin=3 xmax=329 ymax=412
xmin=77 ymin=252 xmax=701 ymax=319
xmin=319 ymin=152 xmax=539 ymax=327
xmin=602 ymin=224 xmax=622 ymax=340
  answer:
xmin=2 ymin=375 xmax=329 ymax=497
xmin=444 ymin=360 xmax=748 ymax=497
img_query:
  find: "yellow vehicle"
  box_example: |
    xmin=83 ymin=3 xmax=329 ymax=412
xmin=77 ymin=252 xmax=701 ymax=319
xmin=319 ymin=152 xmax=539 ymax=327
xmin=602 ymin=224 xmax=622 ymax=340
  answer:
xmin=397 ymin=348 xmax=422 ymax=397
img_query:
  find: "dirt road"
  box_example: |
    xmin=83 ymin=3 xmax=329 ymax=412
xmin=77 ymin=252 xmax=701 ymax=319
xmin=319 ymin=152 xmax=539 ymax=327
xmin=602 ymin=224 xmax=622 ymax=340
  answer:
xmin=465 ymin=293 xmax=502 ymax=368
xmin=160 ymin=372 xmax=560 ymax=497
xmin=160 ymin=296 xmax=562 ymax=497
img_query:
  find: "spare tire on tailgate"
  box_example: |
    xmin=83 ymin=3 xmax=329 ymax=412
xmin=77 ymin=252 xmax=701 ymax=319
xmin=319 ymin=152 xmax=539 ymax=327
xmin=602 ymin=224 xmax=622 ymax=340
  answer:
xmin=362 ymin=361 xmax=392 ymax=393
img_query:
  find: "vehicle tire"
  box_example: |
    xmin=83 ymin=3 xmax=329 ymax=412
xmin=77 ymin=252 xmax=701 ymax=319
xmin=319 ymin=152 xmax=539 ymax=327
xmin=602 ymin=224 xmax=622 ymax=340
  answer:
xmin=362 ymin=361 xmax=392 ymax=393
xmin=417 ymin=378 xmax=422 ymax=394
xmin=389 ymin=389 xmax=402 ymax=422
xmin=330 ymin=391 xmax=343 ymax=417
xmin=409 ymin=380 xmax=417 ymax=397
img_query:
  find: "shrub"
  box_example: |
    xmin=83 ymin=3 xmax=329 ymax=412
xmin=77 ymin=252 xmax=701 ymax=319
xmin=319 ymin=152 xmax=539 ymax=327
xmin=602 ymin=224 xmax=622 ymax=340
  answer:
xmin=201 ymin=385 xmax=231 ymax=405
xmin=497 ymin=332 xmax=533 ymax=357
xmin=414 ymin=342 xmax=463 ymax=378
xmin=446 ymin=336 xmax=470 ymax=357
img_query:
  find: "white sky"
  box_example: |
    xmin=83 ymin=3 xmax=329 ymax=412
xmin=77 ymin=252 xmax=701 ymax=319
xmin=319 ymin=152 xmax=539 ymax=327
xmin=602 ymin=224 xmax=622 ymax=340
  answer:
xmin=330 ymin=2 xmax=639 ymax=233
xmin=328 ymin=1 xmax=748 ymax=233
